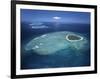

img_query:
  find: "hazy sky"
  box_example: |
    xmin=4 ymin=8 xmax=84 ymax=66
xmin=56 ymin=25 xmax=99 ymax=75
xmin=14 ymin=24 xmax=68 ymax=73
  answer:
xmin=21 ymin=9 xmax=90 ymax=24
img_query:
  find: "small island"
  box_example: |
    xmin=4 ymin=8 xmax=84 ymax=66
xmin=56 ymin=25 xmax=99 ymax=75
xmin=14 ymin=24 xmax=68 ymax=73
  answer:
xmin=66 ymin=34 xmax=83 ymax=42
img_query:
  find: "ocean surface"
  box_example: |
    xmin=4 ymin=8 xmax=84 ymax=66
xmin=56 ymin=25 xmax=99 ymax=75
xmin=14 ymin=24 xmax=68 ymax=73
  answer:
xmin=21 ymin=22 xmax=90 ymax=69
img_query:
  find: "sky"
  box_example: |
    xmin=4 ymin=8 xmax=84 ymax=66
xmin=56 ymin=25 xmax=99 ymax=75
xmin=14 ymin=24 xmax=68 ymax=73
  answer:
xmin=21 ymin=9 xmax=90 ymax=24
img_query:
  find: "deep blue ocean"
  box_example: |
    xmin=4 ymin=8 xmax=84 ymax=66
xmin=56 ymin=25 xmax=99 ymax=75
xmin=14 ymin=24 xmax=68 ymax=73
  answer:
xmin=21 ymin=22 xmax=90 ymax=69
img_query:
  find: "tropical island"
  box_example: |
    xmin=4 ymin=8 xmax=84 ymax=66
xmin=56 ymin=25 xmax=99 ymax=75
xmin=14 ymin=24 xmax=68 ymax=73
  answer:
xmin=66 ymin=34 xmax=83 ymax=42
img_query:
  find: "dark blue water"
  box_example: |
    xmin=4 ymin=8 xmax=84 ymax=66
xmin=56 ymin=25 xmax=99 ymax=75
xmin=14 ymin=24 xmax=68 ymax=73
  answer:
xmin=21 ymin=22 xmax=90 ymax=69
